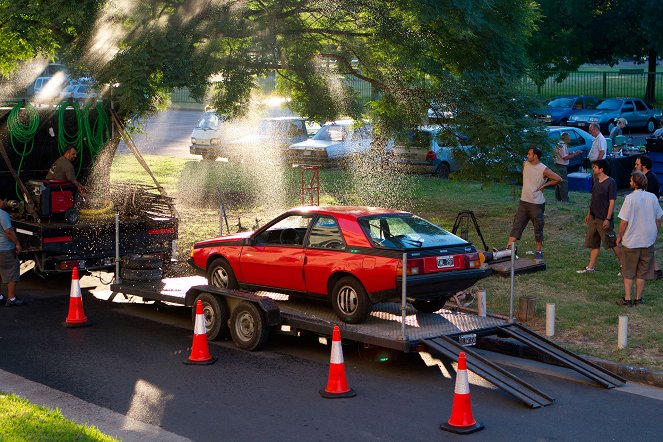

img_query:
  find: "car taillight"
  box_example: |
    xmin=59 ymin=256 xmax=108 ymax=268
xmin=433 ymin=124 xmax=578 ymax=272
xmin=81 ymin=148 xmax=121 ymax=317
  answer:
xmin=397 ymin=258 xmax=425 ymax=276
xmin=43 ymin=235 xmax=73 ymax=244
xmin=463 ymin=252 xmax=481 ymax=269
xmin=426 ymin=150 xmax=437 ymax=161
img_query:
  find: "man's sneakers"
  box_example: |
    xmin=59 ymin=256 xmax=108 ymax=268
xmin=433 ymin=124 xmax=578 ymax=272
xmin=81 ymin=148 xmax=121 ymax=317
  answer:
xmin=616 ymin=297 xmax=633 ymax=307
xmin=576 ymin=266 xmax=595 ymax=274
xmin=5 ymin=297 xmax=24 ymax=307
xmin=655 ymin=269 xmax=663 ymax=280
xmin=535 ymin=251 xmax=544 ymax=260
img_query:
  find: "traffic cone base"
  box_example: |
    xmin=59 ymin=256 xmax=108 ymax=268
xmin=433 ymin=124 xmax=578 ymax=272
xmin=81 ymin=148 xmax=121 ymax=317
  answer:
xmin=440 ymin=352 xmax=484 ymax=434
xmin=319 ymin=325 xmax=356 ymax=399
xmin=63 ymin=267 xmax=91 ymax=328
xmin=184 ymin=300 xmax=216 ymax=365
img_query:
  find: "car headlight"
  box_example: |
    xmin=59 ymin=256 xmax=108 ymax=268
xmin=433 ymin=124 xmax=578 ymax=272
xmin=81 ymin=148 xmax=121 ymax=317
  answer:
xmin=545 ymin=114 xmax=551 ymax=119
xmin=210 ymin=138 xmax=221 ymax=145
xmin=191 ymin=137 xmax=197 ymax=144
xmin=569 ymin=116 xmax=577 ymax=121
xmin=589 ymin=117 xmax=599 ymax=123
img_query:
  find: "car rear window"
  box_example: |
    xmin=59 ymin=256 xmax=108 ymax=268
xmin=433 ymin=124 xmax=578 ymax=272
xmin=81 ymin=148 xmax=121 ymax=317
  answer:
xmin=358 ymin=214 xmax=467 ymax=249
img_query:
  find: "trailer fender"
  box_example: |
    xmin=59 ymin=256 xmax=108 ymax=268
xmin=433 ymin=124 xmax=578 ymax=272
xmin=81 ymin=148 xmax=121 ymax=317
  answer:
xmin=185 ymin=285 xmax=281 ymax=327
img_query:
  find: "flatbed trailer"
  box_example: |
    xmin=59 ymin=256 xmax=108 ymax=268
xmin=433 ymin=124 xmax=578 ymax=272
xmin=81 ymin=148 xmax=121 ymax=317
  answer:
xmin=109 ymin=276 xmax=625 ymax=408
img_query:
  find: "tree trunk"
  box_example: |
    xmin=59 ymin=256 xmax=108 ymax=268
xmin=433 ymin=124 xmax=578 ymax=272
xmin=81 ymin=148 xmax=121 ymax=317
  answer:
xmin=645 ymin=47 xmax=657 ymax=103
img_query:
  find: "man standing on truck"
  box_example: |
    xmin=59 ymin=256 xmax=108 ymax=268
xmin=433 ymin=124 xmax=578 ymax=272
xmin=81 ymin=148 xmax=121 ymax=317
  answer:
xmin=0 ymin=193 xmax=24 ymax=306
xmin=45 ymin=146 xmax=86 ymax=193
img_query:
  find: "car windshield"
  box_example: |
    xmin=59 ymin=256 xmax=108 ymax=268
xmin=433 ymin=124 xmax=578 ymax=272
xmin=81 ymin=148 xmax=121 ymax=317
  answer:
xmin=596 ymin=99 xmax=622 ymax=111
xmin=358 ymin=214 xmax=467 ymax=249
xmin=259 ymin=119 xmax=302 ymax=135
xmin=312 ymin=124 xmax=350 ymax=142
xmin=196 ymin=112 xmax=223 ymax=130
xmin=548 ymin=98 xmax=574 ymax=108
xmin=394 ymin=129 xmax=433 ymax=147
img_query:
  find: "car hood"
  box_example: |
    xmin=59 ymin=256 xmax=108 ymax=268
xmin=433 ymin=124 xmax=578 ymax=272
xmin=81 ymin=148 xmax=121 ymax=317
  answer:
xmin=289 ymin=139 xmax=339 ymax=150
xmin=195 ymin=231 xmax=253 ymax=246
xmin=570 ymin=109 xmax=614 ymax=119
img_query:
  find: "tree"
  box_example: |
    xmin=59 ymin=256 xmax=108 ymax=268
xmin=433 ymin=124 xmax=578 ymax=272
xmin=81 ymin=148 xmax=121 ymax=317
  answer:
xmin=1 ymin=0 xmax=542 ymax=180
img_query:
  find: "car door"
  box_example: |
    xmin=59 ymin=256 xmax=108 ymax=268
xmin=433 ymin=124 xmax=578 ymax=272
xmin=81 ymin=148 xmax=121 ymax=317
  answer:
xmin=633 ymin=100 xmax=649 ymax=129
xmin=566 ymin=129 xmax=588 ymax=169
xmin=239 ymin=214 xmax=311 ymax=292
xmin=303 ymin=215 xmax=348 ymax=296
xmin=620 ymin=100 xmax=637 ymax=127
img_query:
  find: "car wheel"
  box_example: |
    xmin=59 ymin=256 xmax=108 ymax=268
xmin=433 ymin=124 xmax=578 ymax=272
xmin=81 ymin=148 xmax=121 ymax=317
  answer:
xmin=202 ymin=151 xmax=217 ymax=160
xmin=608 ymin=121 xmax=616 ymax=133
xmin=646 ymin=119 xmax=657 ymax=133
xmin=331 ymin=277 xmax=371 ymax=324
xmin=412 ymin=298 xmax=448 ymax=313
xmin=191 ymin=292 xmax=230 ymax=340
xmin=434 ymin=163 xmax=450 ymax=179
xmin=559 ymin=118 xmax=568 ymax=126
xmin=122 ymin=254 xmax=163 ymax=270
xmin=229 ymin=301 xmax=269 ymax=351
xmin=207 ymin=258 xmax=239 ymax=289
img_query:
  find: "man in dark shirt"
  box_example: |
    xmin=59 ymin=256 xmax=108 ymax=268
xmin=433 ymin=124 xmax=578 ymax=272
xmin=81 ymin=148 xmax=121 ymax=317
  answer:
xmin=635 ymin=155 xmax=662 ymax=278
xmin=577 ymin=159 xmax=623 ymax=273
xmin=45 ymin=146 xmax=86 ymax=193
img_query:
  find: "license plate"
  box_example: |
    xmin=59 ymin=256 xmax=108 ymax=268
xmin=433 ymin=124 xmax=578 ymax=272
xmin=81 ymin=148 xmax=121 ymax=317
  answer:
xmin=436 ymin=255 xmax=454 ymax=268
xmin=458 ymin=333 xmax=476 ymax=346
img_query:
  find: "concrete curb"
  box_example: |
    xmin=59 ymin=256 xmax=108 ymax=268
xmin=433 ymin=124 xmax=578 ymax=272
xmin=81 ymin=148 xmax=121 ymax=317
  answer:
xmin=477 ymin=336 xmax=663 ymax=388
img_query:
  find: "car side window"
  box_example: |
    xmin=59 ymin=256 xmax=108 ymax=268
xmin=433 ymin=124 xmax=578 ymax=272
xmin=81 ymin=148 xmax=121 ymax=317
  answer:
xmin=306 ymin=216 xmax=345 ymax=250
xmin=584 ymin=98 xmax=596 ymax=109
xmin=634 ymin=100 xmax=647 ymax=111
xmin=568 ymin=130 xmax=583 ymax=147
xmin=254 ymin=215 xmax=311 ymax=246
xmin=622 ymin=101 xmax=635 ymax=112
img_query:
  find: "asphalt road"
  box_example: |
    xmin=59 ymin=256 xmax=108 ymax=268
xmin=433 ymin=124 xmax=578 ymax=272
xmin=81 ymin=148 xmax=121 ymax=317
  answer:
xmin=1 ymin=272 xmax=662 ymax=441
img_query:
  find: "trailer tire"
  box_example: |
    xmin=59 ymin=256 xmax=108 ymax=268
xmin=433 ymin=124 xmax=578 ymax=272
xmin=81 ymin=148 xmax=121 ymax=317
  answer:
xmin=121 ymin=268 xmax=163 ymax=281
xmin=192 ymin=292 xmax=230 ymax=340
xmin=229 ymin=301 xmax=269 ymax=351
xmin=207 ymin=258 xmax=239 ymax=289
xmin=122 ymin=254 xmax=163 ymax=270
xmin=412 ymin=298 xmax=448 ymax=313
xmin=331 ymin=276 xmax=371 ymax=324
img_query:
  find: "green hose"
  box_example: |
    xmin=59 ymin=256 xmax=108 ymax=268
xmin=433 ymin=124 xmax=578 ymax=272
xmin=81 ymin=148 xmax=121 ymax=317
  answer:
xmin=7 ymin=103 xmax=39 ymax=200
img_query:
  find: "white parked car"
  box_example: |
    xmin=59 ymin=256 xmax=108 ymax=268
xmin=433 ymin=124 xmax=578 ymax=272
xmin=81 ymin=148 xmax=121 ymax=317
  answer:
xmin=59 ymin=83 xmax=99 ymax=101
xmin=287 ymin=120 xmax=371 ymax=165
xmin=189 ymin=111 xmax=231 ymax=160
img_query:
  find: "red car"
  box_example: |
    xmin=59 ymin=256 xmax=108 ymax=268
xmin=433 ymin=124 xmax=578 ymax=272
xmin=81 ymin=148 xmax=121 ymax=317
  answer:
xmin=189 ymin=206 xmax=490 ymax=324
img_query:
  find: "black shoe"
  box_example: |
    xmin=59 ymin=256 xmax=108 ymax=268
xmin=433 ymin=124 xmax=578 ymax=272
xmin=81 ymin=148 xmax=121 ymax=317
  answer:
xmin=616 ymin=297 xmax=633 ymax=307
xmin=655 ymin=270 xmax=663 ymax=280
xmin=5 ymin=297 xmax=24 ymax=307
xmin=635 ymin=298 xmax=645 ymax=305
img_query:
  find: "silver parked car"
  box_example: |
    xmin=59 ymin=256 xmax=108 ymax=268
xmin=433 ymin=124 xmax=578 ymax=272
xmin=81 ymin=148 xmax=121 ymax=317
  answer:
xmin=567 ymin=98 xmax=662 ymax=134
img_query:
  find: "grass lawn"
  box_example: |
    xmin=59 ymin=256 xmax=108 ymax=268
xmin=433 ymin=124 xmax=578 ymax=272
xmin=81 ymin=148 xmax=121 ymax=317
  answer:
xmin=0 ymin=393 xmax=117 ymax=441
xmin=110 ymin=153 xmax=663 ymax=371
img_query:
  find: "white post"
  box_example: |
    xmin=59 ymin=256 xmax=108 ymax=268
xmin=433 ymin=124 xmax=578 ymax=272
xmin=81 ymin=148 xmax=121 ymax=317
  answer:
xmin=545 ymin=303 xmax=555 ymax=337
xmin=618 ymin=316 xmax=628 ymax=349
xmin=477 ymin=290 xmax=486 ymax=317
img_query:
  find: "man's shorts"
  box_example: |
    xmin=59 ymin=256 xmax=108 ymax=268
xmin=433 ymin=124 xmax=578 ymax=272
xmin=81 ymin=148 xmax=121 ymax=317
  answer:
xmin=584 ymin=215 xmax=617 ymax=249
xmin=0 ymin=249 xmax=20 ymax=283
xmin=509 ymin=201 xmax=545 ymax=242
xmin=621 ymin=245 xmax=656 ymax=280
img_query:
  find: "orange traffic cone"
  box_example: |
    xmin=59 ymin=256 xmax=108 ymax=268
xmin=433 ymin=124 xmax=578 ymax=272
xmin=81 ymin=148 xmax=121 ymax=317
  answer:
xmin=184 ymin=300 xmax=217 ymax=365
xmin=440 ymin=352 xmax=484 ymax=434
xmin=320 ymin=325 xmax=356 ymax=398
xmin=62 ymin=267 xmax=91 ymax=328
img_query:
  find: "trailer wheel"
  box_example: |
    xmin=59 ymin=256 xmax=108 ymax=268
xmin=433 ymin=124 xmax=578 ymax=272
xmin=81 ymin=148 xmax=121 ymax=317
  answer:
xmin=412 ymin=298 xmax=448 ymax=313
xmin=122 ymin=254 xmax=163 ymax=270
xmin=192 ymin=292 xmax=230 ymax=340
xmin=207 ymin=258 xmax=239 ymax=289
xmin=229 ymin=301 xmax=269 ymax=351
xmin=331 ymin=277 xmax=371 ymax=324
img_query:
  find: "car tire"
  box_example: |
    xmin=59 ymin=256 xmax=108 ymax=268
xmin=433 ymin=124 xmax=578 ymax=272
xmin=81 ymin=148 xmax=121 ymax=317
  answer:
xmin=229 ymin=301 xmax=269 ymax=351
xmin=559 ymin=118 xmax=568 ymax=126
xmin=122 ymin=254 xmax=163 ymax=270
xmin=434 ymin=163 xmax=450 ymax=179
xmin=192 ymin=292 xmax=230 ymax=340
xmin=121 ymin=268 xmax=163 ymax=281
xmin=646 ymin=119 xmax=657 ymax=134
xmin=412 ymin=298 xmax=449 ymax=313
xmin=608 ymin=121 xmax=616 ymax=134
xmin=202 ymin=151 xmax=217 ymax=161
xmin=331 ymin=277 xmax=371 ymax=324
xmin=207 ymin=258 xmax=239 ymax=289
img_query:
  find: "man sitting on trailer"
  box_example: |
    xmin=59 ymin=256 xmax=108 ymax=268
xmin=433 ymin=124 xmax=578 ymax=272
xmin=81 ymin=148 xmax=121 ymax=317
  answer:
xmin=45 ymin=146 xmax=86 ymax=193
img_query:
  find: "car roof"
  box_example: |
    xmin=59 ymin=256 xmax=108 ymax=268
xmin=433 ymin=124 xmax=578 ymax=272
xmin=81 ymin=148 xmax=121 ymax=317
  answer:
xmin=262 ymin=116 xmax=305 ymax=121
xmin=287 ymin=205 xmax=409 ymax=219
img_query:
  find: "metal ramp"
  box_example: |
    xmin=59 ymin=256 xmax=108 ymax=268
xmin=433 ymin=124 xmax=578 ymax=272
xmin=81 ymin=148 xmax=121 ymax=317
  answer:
xmin=423 ymin=336 xmax=554 ymax=408
xmin=497 ymin=323 xmax=626 ymax=389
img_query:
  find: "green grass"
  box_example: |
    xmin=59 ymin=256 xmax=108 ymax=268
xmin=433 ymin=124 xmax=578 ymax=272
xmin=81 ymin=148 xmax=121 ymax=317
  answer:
xmin=0 ymin=393 xmax=118 ymax=441
xmin=111 ymin=154 xmax=663 ymax=370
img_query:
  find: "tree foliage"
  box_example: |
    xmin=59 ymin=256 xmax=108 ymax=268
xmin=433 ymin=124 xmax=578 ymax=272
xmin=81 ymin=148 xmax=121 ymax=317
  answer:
xmin=1 ymin=0 xmax=543 ymax=180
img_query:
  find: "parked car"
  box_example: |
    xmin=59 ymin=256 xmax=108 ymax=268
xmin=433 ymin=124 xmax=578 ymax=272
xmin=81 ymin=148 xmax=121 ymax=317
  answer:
xmin=530 ymin=96 xmax=599 ymax=126
xmin=189 ymin=206 xmax=490 ymax=324
xmin=384 ymin=126 xmax=462 ymax=178
xmin=189 ymin=111 xmax=231 ymax=159
xmin=287 ymin=120 xmax=371 ymax=165
xmin=567 ymin=98 xmax=662 ymax=134
xmin=59 ymin=83 xmax=99 ymax=101
xmin=543 ymin=126 xmax=593 ymax=171
xmin=222 ymin=117 xmax=309 ymax=162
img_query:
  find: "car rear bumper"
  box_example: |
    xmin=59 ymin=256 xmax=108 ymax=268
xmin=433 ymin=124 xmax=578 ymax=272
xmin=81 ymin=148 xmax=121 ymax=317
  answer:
xmin=371 ymin=267 xmax=492 ymax=302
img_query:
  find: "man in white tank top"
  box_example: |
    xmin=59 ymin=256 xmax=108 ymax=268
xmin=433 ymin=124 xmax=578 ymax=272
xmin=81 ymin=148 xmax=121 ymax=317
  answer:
xmin=507 ymin=147 xmax=562 ymax=259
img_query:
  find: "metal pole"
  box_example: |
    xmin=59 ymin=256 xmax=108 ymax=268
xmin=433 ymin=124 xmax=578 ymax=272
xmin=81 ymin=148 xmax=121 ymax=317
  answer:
xmin=546 ymin=303 xmax=555 ymax=337
xmin=618 ymin=316 xmax=628 ymax=349
xmin=477 ymin=290 xmax=486 ymax=317
xmin=401 ymin=253 xmax=407 ymax=340
xmin=115 ymin=213 xmax=121 ymax=283
xmin=509 ymin=241 xmax=516 ymax=323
